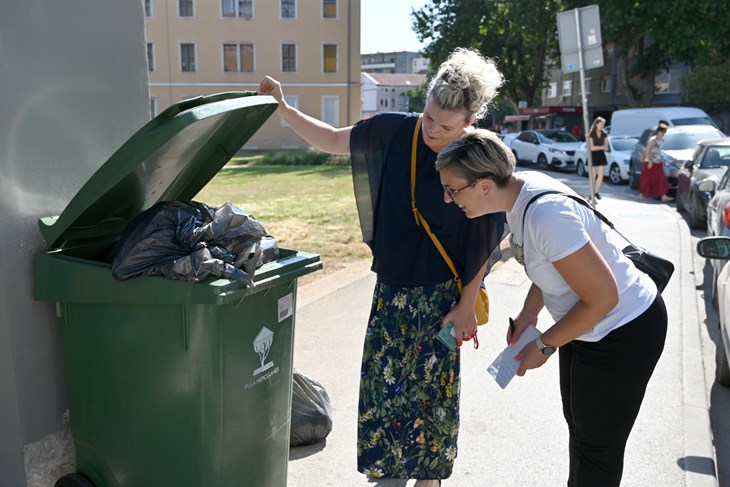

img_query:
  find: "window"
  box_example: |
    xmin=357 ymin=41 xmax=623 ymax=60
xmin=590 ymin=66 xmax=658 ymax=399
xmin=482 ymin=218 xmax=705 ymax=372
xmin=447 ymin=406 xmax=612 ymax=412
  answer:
xmin=223 ymin=43 xmax=254 ymax=72
xmin=562 ymin=80 xmax=572 ymax=97
xmin=150 ymin=97 xmax=158 ymax=119
xmin=323 ymin=44 xmax=337 ymax=73
xmin=281 ymin=0 xmax=295 ymax=18
xmin=547 ymin=82 xmax=557 ymax=98
xmin=180 ymin=43 xmax=196 ymax=72
xmin=282 ymin=44 xmax=296 ymax=72
xmin=654 ymin=67 xmax=682 ymax=94
xmin=223 ymin=0 xmax=252 ymax=18
xmin=600 ymin=76 xmax=611 ymax=93
xmin=145 ymin=0 xmax=152 ymax=16
xmin=323 ymin=0 xmax=336 ymax=18
xmin=322 ymin=96 xmax=339 ymax=126
xmin=147 ymin=43 xmax=155 ymax=72
xmin=281 ymin=96 xmax=299 ymax=127
xmin=179 ymin=0 xmax=193 ymax=17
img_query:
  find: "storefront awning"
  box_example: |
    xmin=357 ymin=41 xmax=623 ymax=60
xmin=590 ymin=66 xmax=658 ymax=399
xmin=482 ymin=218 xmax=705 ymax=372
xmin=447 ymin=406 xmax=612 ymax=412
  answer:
xmin=504 ymin=115 xmax=531 ymax=122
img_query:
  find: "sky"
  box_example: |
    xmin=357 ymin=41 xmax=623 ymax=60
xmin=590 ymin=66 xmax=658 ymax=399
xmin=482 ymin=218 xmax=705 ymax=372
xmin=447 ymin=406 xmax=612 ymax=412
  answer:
xmin=360 ymin=0 xmax=430 ymax=54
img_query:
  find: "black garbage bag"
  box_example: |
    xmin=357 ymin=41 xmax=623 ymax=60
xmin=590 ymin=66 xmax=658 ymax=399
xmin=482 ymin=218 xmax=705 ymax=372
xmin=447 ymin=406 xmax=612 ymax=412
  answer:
xmin=290 ymin=368 xmax=333 ymax=446
xmin=111 ymin=200 xmax=279 ymax=286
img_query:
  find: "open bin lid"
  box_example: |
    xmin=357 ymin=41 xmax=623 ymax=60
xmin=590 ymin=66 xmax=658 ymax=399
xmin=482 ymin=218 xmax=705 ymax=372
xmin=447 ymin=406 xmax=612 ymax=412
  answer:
xmin=38 ymin=92 xmax=278 ymax=253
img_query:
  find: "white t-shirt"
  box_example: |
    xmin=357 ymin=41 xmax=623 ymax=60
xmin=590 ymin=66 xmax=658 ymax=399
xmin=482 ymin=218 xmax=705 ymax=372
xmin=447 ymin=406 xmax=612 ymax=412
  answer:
xmin=506 ymin=171 xmax=657 ymax=342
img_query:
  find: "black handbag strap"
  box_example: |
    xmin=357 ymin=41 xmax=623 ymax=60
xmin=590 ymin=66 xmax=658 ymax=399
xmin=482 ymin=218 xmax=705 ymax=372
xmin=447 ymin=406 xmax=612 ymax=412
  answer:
xmin=522 ymin=191 xmax=643 ymax=252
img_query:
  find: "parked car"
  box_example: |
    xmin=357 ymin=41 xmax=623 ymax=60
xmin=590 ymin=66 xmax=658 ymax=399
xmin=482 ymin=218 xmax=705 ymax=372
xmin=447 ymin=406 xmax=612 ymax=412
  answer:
xmin=696 ymin=236 xmax=730 ymax=386
xmin=628 ymin=125 xmax=726 ymax=194
xmin=705 ymin=166 xmax=730 ymax=305
xmin=508 ymin=129 xmax=581 ymax=170
xmin=501 ymin=132 xmax=519 ymax=147
xmin=676 ymin=138 xmax=730 ymax=228
xmin=575 ymin=135 xmax=637 ymax=184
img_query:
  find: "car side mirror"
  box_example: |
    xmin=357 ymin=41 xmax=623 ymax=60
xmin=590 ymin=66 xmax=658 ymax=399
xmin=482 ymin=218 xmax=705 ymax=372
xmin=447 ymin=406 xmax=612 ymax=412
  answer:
xmin=684 ymin=160 xmax=693 ymax=170
xmin=698 ymin=179 xmax=716 ymax=193
xmin=697 ymin=236 xmax=730 ymax=259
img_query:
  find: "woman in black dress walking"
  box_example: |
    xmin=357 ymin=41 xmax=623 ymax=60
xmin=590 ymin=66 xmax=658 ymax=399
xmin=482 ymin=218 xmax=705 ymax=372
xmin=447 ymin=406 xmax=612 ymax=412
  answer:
xmin=588 ymin=117 xmax=609 ymax=199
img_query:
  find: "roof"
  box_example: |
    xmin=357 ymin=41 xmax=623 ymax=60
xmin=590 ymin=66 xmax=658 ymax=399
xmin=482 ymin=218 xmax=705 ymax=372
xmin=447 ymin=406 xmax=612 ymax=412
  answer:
xmin=362 ymin=73 xmax=426 ymax=88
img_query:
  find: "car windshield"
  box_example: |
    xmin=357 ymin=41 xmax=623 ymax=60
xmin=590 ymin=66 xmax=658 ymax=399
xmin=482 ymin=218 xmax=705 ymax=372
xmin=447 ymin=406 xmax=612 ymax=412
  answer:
xmin=663 ymin=130 xmax=724 ymax=150
xmin=610 ymin=138 xmax=637 ymax=151
xmin=701 ymin=147 xmax=730 ymax=169
xmin=671 ymin=117 xmax=718 ymax=128
xmin=539 ymin=131 xmax=578 ymax=144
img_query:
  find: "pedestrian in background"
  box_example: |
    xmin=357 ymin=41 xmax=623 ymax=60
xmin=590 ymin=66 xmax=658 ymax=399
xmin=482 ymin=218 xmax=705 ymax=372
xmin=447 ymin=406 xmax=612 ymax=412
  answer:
xmin=435 ymin=129 xmax=667 ymax=487
xmin=259 ymin=47 xmax=506 ymax=487
xmin=640 ymin=120 xmax=674 ymax=202
xmin=571 ymin=123 xmax=582 ymax=139
xmin=588 ymin=116 xmax=609 ymax=199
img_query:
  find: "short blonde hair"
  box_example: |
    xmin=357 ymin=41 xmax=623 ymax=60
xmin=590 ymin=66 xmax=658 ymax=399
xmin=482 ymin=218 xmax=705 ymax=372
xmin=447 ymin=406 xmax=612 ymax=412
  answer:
xmin=435 ymin=129 xmax=515 ymax=187
xmin=427 ymin=48 xmax=504 ymax=120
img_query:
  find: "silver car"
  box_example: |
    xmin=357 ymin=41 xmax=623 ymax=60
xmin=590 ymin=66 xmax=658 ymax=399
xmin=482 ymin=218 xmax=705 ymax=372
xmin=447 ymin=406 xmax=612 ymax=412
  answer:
xmin=508 ymin=129 xmax=581 ymax=170
xmin=575 ymin=135 xmax=637 ymax=184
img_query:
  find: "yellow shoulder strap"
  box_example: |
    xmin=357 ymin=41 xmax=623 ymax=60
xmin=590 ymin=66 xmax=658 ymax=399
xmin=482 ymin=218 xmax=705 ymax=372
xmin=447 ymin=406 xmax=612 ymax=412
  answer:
xmin=409 ymin=114 xmax=463 ymax=293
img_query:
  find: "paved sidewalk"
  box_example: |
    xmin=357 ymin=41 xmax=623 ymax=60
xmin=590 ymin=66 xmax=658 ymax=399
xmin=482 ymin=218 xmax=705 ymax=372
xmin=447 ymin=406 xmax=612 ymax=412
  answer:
xmin=287 ymin=181 xmax=717 ymax=487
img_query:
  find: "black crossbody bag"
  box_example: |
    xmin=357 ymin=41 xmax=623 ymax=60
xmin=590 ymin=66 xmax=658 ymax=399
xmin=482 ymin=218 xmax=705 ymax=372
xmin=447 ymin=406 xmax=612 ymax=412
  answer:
xmin=522 ymin=191 xmax=674 ymax=293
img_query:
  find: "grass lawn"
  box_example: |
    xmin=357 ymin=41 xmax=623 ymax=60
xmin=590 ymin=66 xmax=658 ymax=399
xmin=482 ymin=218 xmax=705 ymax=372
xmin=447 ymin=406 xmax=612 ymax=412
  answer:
xmin=195 ymin=164 xmax=372 ymax=277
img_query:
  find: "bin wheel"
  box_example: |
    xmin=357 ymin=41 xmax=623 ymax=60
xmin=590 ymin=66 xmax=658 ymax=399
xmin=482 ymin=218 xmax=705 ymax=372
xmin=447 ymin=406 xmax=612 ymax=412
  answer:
xmin=55 ymin=473 xmax=95 ymax=487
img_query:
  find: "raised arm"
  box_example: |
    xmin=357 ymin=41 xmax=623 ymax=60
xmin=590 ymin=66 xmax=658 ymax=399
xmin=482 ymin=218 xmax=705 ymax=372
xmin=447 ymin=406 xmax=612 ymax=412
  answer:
xmin=259 ymin=76 xmax=352 ymax=155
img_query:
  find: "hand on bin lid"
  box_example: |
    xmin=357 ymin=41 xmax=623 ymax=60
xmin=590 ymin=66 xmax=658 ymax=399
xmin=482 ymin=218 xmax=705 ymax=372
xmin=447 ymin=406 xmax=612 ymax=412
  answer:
xmin=111 ymin=200 xmax=279 ymax=285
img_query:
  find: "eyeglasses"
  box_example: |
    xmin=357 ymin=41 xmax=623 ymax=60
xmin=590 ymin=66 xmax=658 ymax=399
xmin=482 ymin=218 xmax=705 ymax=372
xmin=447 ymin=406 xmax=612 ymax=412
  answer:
xmin=442 ymin=177 xmax=487 ymax=199
xmin=657 ymin=127 xmax=667 ymax=133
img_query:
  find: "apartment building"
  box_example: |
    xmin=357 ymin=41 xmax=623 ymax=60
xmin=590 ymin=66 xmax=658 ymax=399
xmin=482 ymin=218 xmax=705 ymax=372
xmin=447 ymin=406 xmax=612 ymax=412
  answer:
xmin=361 ymin=51 xmax=428 ymax=74
xmin=361 ymin=73 xmax=426 ymax=118
xmin=522 ymin=44 xmax=692 ymax=131
xmin=144 ymin=0 xmax=361 ymax=149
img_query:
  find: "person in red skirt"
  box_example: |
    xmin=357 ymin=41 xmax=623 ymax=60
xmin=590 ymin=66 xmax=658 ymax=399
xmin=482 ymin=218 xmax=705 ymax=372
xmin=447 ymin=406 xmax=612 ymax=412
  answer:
xmin=639 ymin=121 xmax=674 ymax=202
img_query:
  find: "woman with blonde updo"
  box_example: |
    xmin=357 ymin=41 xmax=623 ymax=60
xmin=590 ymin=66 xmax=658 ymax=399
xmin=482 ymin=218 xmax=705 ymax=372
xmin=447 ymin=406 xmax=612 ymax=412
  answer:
xmin=260 ymin=48 xmax=507 ymax=486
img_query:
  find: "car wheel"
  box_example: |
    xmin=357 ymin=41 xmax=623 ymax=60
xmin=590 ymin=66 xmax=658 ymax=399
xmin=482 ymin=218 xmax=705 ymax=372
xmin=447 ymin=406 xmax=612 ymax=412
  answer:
xmin=537 ymin=153 xmax=548 ymax=170
xmin=629 ymin=171 xmax=639 ymax=190
xmin=608 ymin=164 xmax=623 ymax=185
xmin=512 ymin=150 xmax=520 ymax=166
xmin=675 ymin=192 xmax=685 ymax=212
xmin=576 ymin=160 xmax=586 ymax=177
xmin=688 ymin=194 xmax=705 ymax=229
xmin=717 ymin=332 xmax=730 ymax=386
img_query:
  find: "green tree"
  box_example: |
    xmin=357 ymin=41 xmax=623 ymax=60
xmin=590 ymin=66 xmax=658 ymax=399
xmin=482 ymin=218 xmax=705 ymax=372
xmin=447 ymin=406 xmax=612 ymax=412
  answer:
xmin=569 ymin=0 xmax=730 ymax=106
xmin=404 ymin=82 xmax=428 ymax=113
xmin=683 ymin=64 xmax=730 ymax=132
xmin=412 ymin=0 xmax=565 ymax=110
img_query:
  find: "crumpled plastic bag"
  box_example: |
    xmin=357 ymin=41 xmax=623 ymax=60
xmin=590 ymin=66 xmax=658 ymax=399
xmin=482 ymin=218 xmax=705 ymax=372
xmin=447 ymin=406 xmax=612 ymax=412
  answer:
xmin=111 ymin=200 xmax=278 ymax=286
xmin=290 ymin=368 xmax=334 ymax=446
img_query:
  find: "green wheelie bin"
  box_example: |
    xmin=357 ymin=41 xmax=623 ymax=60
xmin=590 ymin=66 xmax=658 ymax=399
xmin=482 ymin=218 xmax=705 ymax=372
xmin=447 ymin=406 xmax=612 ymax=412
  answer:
xmin=33 ymin=92 xmax=322 ymax=487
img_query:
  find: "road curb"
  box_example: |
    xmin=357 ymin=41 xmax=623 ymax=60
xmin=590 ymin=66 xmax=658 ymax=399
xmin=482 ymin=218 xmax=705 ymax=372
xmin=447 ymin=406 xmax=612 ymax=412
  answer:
xmin=680 ymin=205 xmax=719 ymax=486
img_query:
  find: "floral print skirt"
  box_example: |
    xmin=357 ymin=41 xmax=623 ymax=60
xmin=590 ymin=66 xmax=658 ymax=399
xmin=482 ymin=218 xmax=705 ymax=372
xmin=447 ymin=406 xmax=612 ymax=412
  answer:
xmin=357 ymin=279 xmax=460 ymax=480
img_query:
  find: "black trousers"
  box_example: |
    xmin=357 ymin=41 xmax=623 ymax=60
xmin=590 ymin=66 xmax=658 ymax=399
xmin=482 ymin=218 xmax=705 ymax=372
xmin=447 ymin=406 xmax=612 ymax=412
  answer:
xmin=559 ymin=294 xmax=667 ymax=487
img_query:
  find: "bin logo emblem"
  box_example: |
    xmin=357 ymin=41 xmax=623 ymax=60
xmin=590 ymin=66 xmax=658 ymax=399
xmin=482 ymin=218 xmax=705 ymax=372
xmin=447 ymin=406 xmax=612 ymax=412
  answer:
xmin=253 ymin=326 xmax=274 ymax=376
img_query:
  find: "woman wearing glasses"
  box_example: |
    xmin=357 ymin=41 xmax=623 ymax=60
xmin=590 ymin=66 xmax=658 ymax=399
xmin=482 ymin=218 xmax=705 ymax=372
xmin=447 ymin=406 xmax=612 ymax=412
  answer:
xmin=435 ymin=129 xmax=667 ymax=487
xmin=639 ymin=121 xmax=674 ymax=202
xmin=259 ymin=48 xmax=505 ymax=486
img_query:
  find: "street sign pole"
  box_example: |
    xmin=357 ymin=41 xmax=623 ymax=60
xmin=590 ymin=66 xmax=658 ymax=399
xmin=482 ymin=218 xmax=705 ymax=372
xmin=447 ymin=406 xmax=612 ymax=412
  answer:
xmin=574 ymin=9 xmax=595 ymax=206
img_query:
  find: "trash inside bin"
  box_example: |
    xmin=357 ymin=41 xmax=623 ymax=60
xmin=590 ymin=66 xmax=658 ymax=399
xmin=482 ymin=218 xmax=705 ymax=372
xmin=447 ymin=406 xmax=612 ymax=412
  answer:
xmin=290 ymin=368 xmax=334 ymax=446
xmin=111 ymin=200 xmax=278 ymax=285
xmin=33 ymin=92 xmax=322 ymax=487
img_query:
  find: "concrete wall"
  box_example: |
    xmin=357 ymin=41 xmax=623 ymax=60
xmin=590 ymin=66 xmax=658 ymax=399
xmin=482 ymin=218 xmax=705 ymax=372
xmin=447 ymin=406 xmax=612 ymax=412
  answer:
xmin=0 ymin=1 xmax=149 ymax=485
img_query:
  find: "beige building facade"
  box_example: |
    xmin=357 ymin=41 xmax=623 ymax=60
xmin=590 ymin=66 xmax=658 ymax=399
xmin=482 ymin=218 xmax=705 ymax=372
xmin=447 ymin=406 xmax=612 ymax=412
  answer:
xmin=145 ymin=0 xmax=361 ymax=149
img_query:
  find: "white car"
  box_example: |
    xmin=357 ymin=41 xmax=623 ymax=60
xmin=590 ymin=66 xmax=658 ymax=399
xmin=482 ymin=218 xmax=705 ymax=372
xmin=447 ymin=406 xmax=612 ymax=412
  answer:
xmin=575 ymin=135 xmax=638 ymax=184
xmin=508 ymin=129 xmax=582 ymax=170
